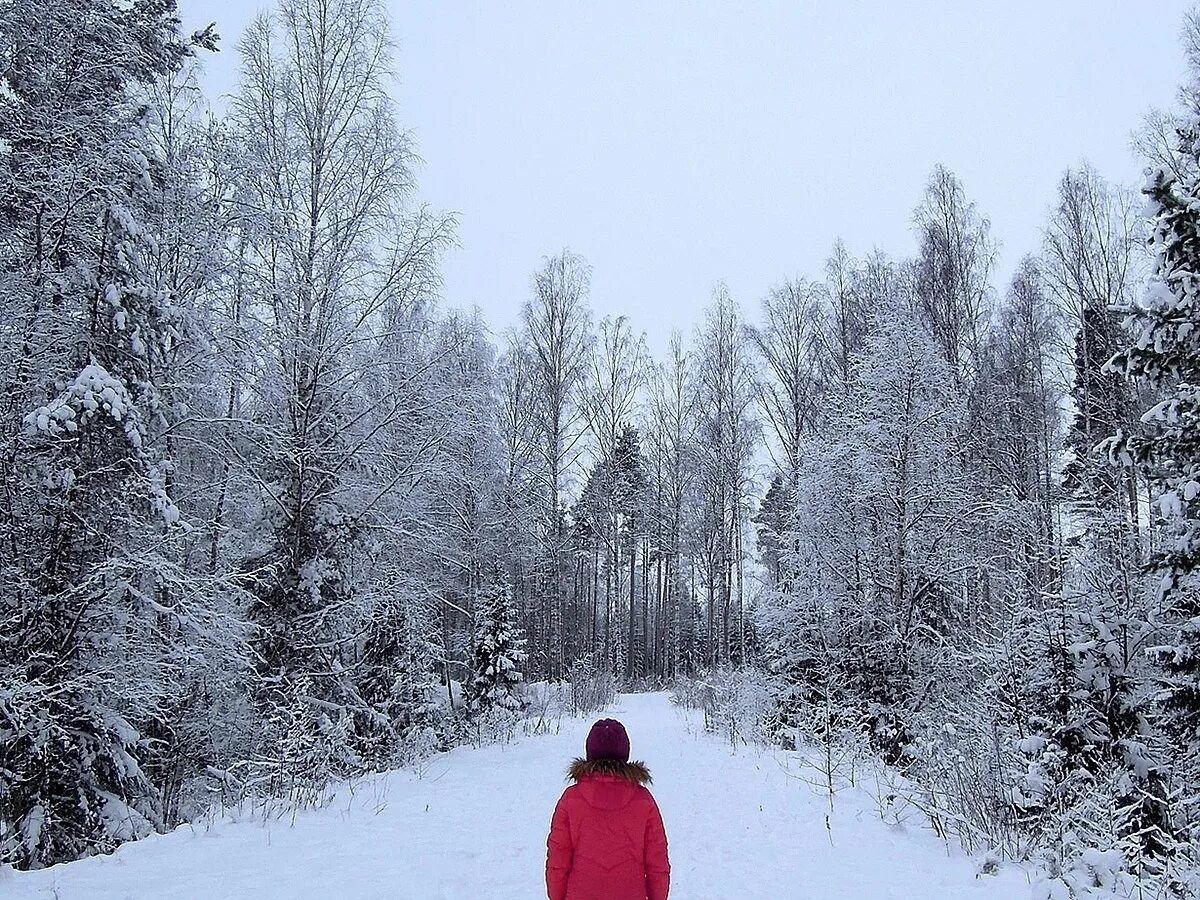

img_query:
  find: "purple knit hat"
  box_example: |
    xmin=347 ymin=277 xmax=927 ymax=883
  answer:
xmin=585 ymin=718 xmax=630 ymax=762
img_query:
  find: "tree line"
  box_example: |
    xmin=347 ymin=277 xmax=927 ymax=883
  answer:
xmin=748 ymin=33 xmax=1200 ymax=900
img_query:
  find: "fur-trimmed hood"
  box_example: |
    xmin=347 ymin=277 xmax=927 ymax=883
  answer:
xmin=567 ymin=757 xmax=652 ymax=785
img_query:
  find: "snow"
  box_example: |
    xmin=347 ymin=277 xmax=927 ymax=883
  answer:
xmin=7 ymin=692 xmax=1032 ymax=900
xmin=24 ymin=362 xmax=143 ymax=448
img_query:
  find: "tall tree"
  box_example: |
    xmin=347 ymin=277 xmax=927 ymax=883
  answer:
xmin=748 ymin=278 xmax=824 ymax=482
xmin=818 ymin=241 xmax=872 ymax=405
xmin=520 ymin=251 xmax=592 ymax=678
xmin=229 ymin=0 xmax=451 ymax=793
xmin=643 ymin=334 xmax=701 ymax=678
xmin=912 ymin=165 xmax=995 ymax=385
xmin=0 ymin=0 xmax=220 ymax=869
xmin=1043 ymin=166 xmax=1141 ymax=543
xmin=976 ymin=258 xmax=1062 ymax=599
xmin=1105 ymin=114 xmax=1200 ymax=854
xmin=578 ymin=316 xmax=647 ymax=674
xmin=694 ymin=285 xmax=757 ymax=665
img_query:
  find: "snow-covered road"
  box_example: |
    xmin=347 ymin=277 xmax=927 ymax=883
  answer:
xmin=6 ymin=692 xmax=1032 ymax=899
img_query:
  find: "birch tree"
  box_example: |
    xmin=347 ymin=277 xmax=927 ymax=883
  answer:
xmin=695 ymin=285 xmax=757 ymax=665
xmin=748 ymin=278 xmax=825 ymax=482
xmin=519 ymin=251 xmax=592 ymax=678
xmin=579 ymin=315 xmax=647 ymax=675
xmin=912 ymin=165 xmax=995 ymax=385
xmin=644 ymin=334 xmax=701 ymax=677
xmin=228 ymin=0 xmax=452 ymax=791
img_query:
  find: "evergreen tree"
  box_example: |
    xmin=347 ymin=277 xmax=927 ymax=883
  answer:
xmin=468 ymin=577 xmax=528 ymax=713
xmin=1064 ymin=304 xmax=1132 ymax=515
xmin=612 ymin=425 xmax=651 ymax=676
xmin=0 ymin=0 xmax=215 ymax=869
xmin=1105 ymin=134 xmax=1200 ymax=848
xmin=355 ymin=594 xmax=439 ymax=769
xmin=753 ymin=473 xmax=791 ymax=588
xmin=1010 ymin=545 xmax=1171 ymax=886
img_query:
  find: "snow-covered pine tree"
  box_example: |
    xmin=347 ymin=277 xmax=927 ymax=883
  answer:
xmin=1064 ymin=305 xmax=1133 ymax=514
xmin=579 ymin=317 xmax=647 ymax=677
xmin=753 ymin=473 xmax=791 ymax=588
xmin=495 ymin=338 xmax=545 ymax=673
xmin=1013 ymin=165 xmax=1175 ymax=885
xmin=353 ymin=590 xmax=439 ymax=770
xmin=0 ymin=0 xmax=223 ymax=869
xmin=468 ymin=577 xmax=528 ymax=714
xmin=612 ymin=425 xmax=651 ymax=676
xmin=129 ymin=65 xmax=262 ymax=832
xmin=1104 ymin=120 xmax=1200 ymax=856
xmin=1008 ymin=545 xmax=1172 ymax=889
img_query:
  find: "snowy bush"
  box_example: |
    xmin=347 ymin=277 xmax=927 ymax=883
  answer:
xmin=568 ymin=653 xmax=617 ymax=716
xmin=467 ymin=705 xmax=523 ymax=747
xmin=521 ymin=681 xmax=569 ymax=735
xmin=1033 ymin=847 xmax=1139 ymax=900
xmin=668 ymin=674 xmax=710 ymax=712
xmin=433 ymin=711 xmax=471 ymax=753
xmin=902 ymin=716 xmax=1029 ymax=859
xmin=678 ymin=667 xmax=778 ymax=748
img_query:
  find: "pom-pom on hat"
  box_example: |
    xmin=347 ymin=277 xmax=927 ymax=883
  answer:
xmin=585 ymin=718 xmax=630 ymax=762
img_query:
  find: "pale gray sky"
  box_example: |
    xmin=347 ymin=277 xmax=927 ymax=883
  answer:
xmin=182 ymin=1 xmax=1196 ymax=352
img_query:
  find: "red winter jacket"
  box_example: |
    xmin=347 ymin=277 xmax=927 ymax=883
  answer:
xmin=545 ymin=758 xmax=670 ymax=900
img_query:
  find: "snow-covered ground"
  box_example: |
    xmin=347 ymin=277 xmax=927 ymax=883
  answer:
xmin=6 ymin=692 xmax=1032 ymax=899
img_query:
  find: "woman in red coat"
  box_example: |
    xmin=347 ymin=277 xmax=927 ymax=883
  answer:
xmin=545 ymin=718 xmax=671 ymax=900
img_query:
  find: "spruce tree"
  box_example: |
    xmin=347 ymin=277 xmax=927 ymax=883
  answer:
xmin=1104 ymin=129 xmax=1200 ymax=849
xmin=753 ymin=473 xmax=791 ymax=587
xmin=612 ymin=425 xmax=650 ymax=676
xmin=1064 ymin=305 xmax=1132 ymax=514
xmin=354 ymin=594 xmax=436 ymax=770
xmin=0 ymin=0 xmax=206 ymax=869
xmin=468 ymin=577 xmax=528 ymax=713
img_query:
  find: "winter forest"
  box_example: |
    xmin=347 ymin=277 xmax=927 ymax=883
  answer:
xmin=6 ymin=0 xmax=1200 ymax=898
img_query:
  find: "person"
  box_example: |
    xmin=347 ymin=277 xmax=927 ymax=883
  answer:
xmin=545 ymin=718 xmax=671 ymax=900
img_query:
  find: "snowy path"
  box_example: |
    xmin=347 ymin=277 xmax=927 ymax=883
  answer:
xmin=6 ymin=692 xmax=1032 ymax=899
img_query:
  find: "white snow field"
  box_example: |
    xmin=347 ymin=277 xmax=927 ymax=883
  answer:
xmin=6 ymin=692 xmax=1033 ymax=899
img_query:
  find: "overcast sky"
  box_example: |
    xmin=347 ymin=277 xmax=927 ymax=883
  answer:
xmin=182 ymin=1 xmax=1196 ymax=352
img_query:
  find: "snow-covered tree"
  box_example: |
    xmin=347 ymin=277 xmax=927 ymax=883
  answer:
xmin=642 ymin=334 xmax=702 ymax=679
xmin=227 ymin=0 xmax=452 ymax=797
xmin=516 ymin=251 xmax=593 ymax=679
xmin=694 ymin=286 xmax=758 ymax=666
xmin=1104 ymin=114 xmax=1200 ymax=854
xmin=0 ymin=0 xmax=230 ymax=869
xmin=748 ymin=278 xmax=825 ymax=481
xmin=912 ymin=165 xmax=996 ymax=386
xmin=1043 ymin=166 xmax=1141 ymax=543
xmin=468 ymin=577 xmax=528 ymax=713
